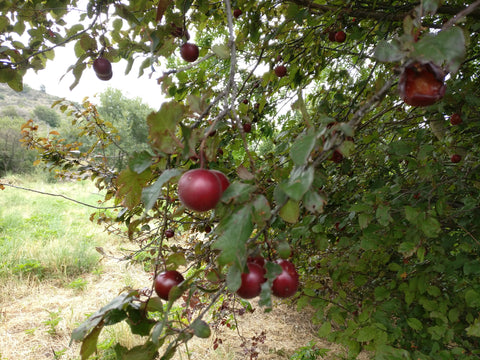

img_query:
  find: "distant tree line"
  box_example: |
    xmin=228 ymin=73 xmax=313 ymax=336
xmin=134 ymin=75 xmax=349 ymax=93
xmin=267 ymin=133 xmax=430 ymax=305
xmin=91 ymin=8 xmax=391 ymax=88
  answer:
xmin=0 ymin=88 xmax=152 ymax=177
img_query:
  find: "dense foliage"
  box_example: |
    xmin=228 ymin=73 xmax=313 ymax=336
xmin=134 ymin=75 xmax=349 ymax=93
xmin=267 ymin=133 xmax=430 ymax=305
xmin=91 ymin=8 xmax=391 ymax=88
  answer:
xmin=2 ymin=0 xmax=480 ymax=359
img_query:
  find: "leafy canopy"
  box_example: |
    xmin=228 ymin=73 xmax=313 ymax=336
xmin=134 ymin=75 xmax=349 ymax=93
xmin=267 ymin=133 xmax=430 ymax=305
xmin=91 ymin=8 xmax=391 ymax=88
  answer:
xmin=3 ymin=0 xmax=480 ymax=359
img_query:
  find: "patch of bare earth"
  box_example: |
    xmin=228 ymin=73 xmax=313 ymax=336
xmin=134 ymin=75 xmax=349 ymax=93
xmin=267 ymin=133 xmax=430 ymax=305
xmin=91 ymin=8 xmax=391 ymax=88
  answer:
xmin=0 ymin=248 xmax=369 ymax=360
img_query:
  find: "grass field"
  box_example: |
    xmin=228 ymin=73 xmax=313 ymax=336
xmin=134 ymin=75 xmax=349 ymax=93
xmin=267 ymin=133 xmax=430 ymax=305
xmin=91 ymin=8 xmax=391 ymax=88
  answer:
xmin=0 ymin=175 xmax=367 ymax=360
xmin=0 ymin=175 xmax=109 ymax=284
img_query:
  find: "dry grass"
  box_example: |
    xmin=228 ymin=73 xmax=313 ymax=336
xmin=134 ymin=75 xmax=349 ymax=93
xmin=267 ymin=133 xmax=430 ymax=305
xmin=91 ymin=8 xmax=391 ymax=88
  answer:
xmin=0 ymin=247 xmax=373 ymax=360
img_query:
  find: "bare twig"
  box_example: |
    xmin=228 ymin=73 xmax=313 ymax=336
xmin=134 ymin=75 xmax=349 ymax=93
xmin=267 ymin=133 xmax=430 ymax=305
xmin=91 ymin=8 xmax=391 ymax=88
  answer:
xmin=0 ymin=182 xmax=119 ymax=209
xmin=442 ymin=0 xmax=480 ymax=30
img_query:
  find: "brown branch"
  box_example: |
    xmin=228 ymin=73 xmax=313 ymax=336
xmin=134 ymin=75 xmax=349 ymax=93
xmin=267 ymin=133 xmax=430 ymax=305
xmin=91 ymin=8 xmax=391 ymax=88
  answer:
xmin=286 ymin=0 xmax=480 ymax=22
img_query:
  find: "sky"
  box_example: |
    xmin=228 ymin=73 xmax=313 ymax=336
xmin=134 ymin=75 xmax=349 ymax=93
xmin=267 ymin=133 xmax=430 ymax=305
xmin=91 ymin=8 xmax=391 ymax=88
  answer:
xmin=22 ymin=1 xmax=164 ymax=109
xmin=23 ymin=44 xmax=164 ymax=109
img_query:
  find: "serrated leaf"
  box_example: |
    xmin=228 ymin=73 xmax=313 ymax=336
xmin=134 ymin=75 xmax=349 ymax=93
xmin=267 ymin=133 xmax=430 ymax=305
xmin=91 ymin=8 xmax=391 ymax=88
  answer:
xmin=290 ymin=132 xmax=316 ymax=166
xmin=147 ymin=102 xmax=186 ymax=154
xmin=466 ymin=319 xmax=480 ymax=337
xmin=280 ymin=166 xmax=314 ymax=201
xmin=191 ymin=319 xmax=211 ymax=338
xmin=212 ymin=205 xmax=253 ymax=265
xmin=141 ymin=168 xmax=181 ymax=212
xmin=279 ymin=199 xmax=300 ymax=224
xmin=212 ymin=44 xmax=230 ymax=59
xmin=146 ymin=297 xmax=164 ymax=313
xmin=116 ymin=167 xmax=152 ymax=209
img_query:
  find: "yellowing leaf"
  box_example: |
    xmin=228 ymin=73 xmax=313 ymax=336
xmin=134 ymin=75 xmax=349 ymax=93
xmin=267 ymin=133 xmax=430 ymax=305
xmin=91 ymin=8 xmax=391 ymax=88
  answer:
xmin=115 ymin=167 xmax=152 ymax=209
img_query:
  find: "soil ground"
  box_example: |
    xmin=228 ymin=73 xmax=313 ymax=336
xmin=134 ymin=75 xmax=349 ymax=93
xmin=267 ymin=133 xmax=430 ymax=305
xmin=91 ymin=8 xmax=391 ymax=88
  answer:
xmin=0 ymin=247 xmax=369 ymax=360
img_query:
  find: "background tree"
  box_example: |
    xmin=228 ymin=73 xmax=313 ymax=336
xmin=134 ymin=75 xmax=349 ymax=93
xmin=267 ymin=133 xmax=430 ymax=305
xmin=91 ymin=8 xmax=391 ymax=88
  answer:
xmin=2 ymin=0 xmax=480 ymax=359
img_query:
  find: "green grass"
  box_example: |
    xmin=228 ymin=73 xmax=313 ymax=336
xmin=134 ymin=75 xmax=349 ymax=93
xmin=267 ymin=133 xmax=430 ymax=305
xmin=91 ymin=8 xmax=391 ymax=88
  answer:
xmin=0 ymin=177 xmax=113 ymax=281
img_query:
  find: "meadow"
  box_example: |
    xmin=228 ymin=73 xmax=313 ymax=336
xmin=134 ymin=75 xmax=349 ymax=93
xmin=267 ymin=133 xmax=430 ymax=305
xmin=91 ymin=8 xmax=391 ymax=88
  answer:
xmin=0 ymin=175 xmax=359 ymax=360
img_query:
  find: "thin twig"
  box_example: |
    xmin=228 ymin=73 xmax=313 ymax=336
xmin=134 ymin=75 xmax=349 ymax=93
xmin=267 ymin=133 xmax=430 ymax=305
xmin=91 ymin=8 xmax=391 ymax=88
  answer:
xmin=442 ymin=0 xmax=480 ymax=30
xmin=0 ymin=182 xmax=119 ymax=209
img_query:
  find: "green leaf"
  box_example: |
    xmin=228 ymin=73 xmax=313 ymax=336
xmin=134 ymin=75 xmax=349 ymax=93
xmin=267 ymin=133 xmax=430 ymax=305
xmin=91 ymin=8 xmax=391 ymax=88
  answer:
xmin=412 ymin=27 xmax=466 ymax=72
xmin=212 ymin=205 xmax=253 ymax=265
xmin=251 ymin=195 xmax=271 ymax=227
xmin=120 ymin=341 xmax=159 ymax=360
xmin=407 ymin=318 xmax=423 ymax=331
xmin=226 ymin=263 xmax=242 ymax=292
xmin=212 ymin=44 xmax=230 ymax=59
xmin=71 ymin=293 xmax=136 ymax=342
xmin=191 ymin=319 xmax=211 ymax=338
xmin=221 ymin=182 xmax=256 ymax=204
xmin=465 ymin=289 xmax=480 ymax=308
xmin=280 ymin=166 xmax=314 ymax=201
xmin=147 ymin=102 xmax=186 ymax=154
xmin=356 ymin=325 xmax=377 ymax=342
xmin=141 ymin=168 xmax=181 ymax=212
xmin=279 ymin=199 xmax=300 ymax=224
xmin=374 ymin=39 xmax=404 ymax=62
xmin=466 ymin=318 xmax=480 ymax=337
xmin=80 ymin=324 xmax=102 ymax=360
xmin=303 ymin=189 xmax=326 ymax=214
xmin=126 ymin=306 xmax=156 ymax=336
xmin=404 ymin=206 xmax=420 ymax=224
xmin=129 ymin=151 xmax=153 ymax=174
xmin=420 ymin=216 xmax=441 ymax=238
xmin=376 ymin=204 xmax=392 ymax=226
xmin=317 ymin=321 xmax=331 ymax=337
xmin=290 ymin=132 xmax=316 ymax=166
xmin=116 ymin=167 xmax=152 ymax=209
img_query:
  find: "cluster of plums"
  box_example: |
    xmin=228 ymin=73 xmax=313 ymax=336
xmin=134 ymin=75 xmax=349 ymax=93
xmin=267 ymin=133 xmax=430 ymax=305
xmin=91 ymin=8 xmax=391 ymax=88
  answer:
xmin=237 ymin=256 xmax=299 ymax=299
xmin=153 ymin=256 xmax=299 ymax=301
xmin=177 ymin=168 xmax=229 ymax=212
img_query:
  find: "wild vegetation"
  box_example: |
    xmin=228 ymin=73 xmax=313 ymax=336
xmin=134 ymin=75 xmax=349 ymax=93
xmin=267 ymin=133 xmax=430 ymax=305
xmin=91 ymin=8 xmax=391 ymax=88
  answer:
xmin=1 ymin=1 xmax=480 ymax=359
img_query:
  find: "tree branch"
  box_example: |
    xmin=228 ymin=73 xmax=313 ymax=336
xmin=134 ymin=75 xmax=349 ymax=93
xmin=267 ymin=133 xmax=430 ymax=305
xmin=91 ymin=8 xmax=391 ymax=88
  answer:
xmin=0 ymin=182 xmax=120 ymax=209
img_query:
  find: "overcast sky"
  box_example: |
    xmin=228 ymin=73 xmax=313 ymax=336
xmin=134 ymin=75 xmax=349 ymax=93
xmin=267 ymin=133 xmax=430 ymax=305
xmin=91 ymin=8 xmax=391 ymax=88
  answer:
xmin=22 ymin=1 xmax=164 ymax=109
xmin=23 ymin=43 xmax=164 ymax=109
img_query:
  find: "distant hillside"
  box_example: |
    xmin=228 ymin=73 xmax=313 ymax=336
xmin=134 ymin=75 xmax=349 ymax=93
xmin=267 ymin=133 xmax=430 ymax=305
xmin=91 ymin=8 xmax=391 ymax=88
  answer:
xmin=0 ymin=83 xmax=67 ymax=122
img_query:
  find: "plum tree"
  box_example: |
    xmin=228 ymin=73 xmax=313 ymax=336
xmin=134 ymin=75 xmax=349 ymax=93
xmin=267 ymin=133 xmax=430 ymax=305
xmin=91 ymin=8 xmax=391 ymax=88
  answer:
xmin=5 ymin=1 xmax=480 ymax=359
